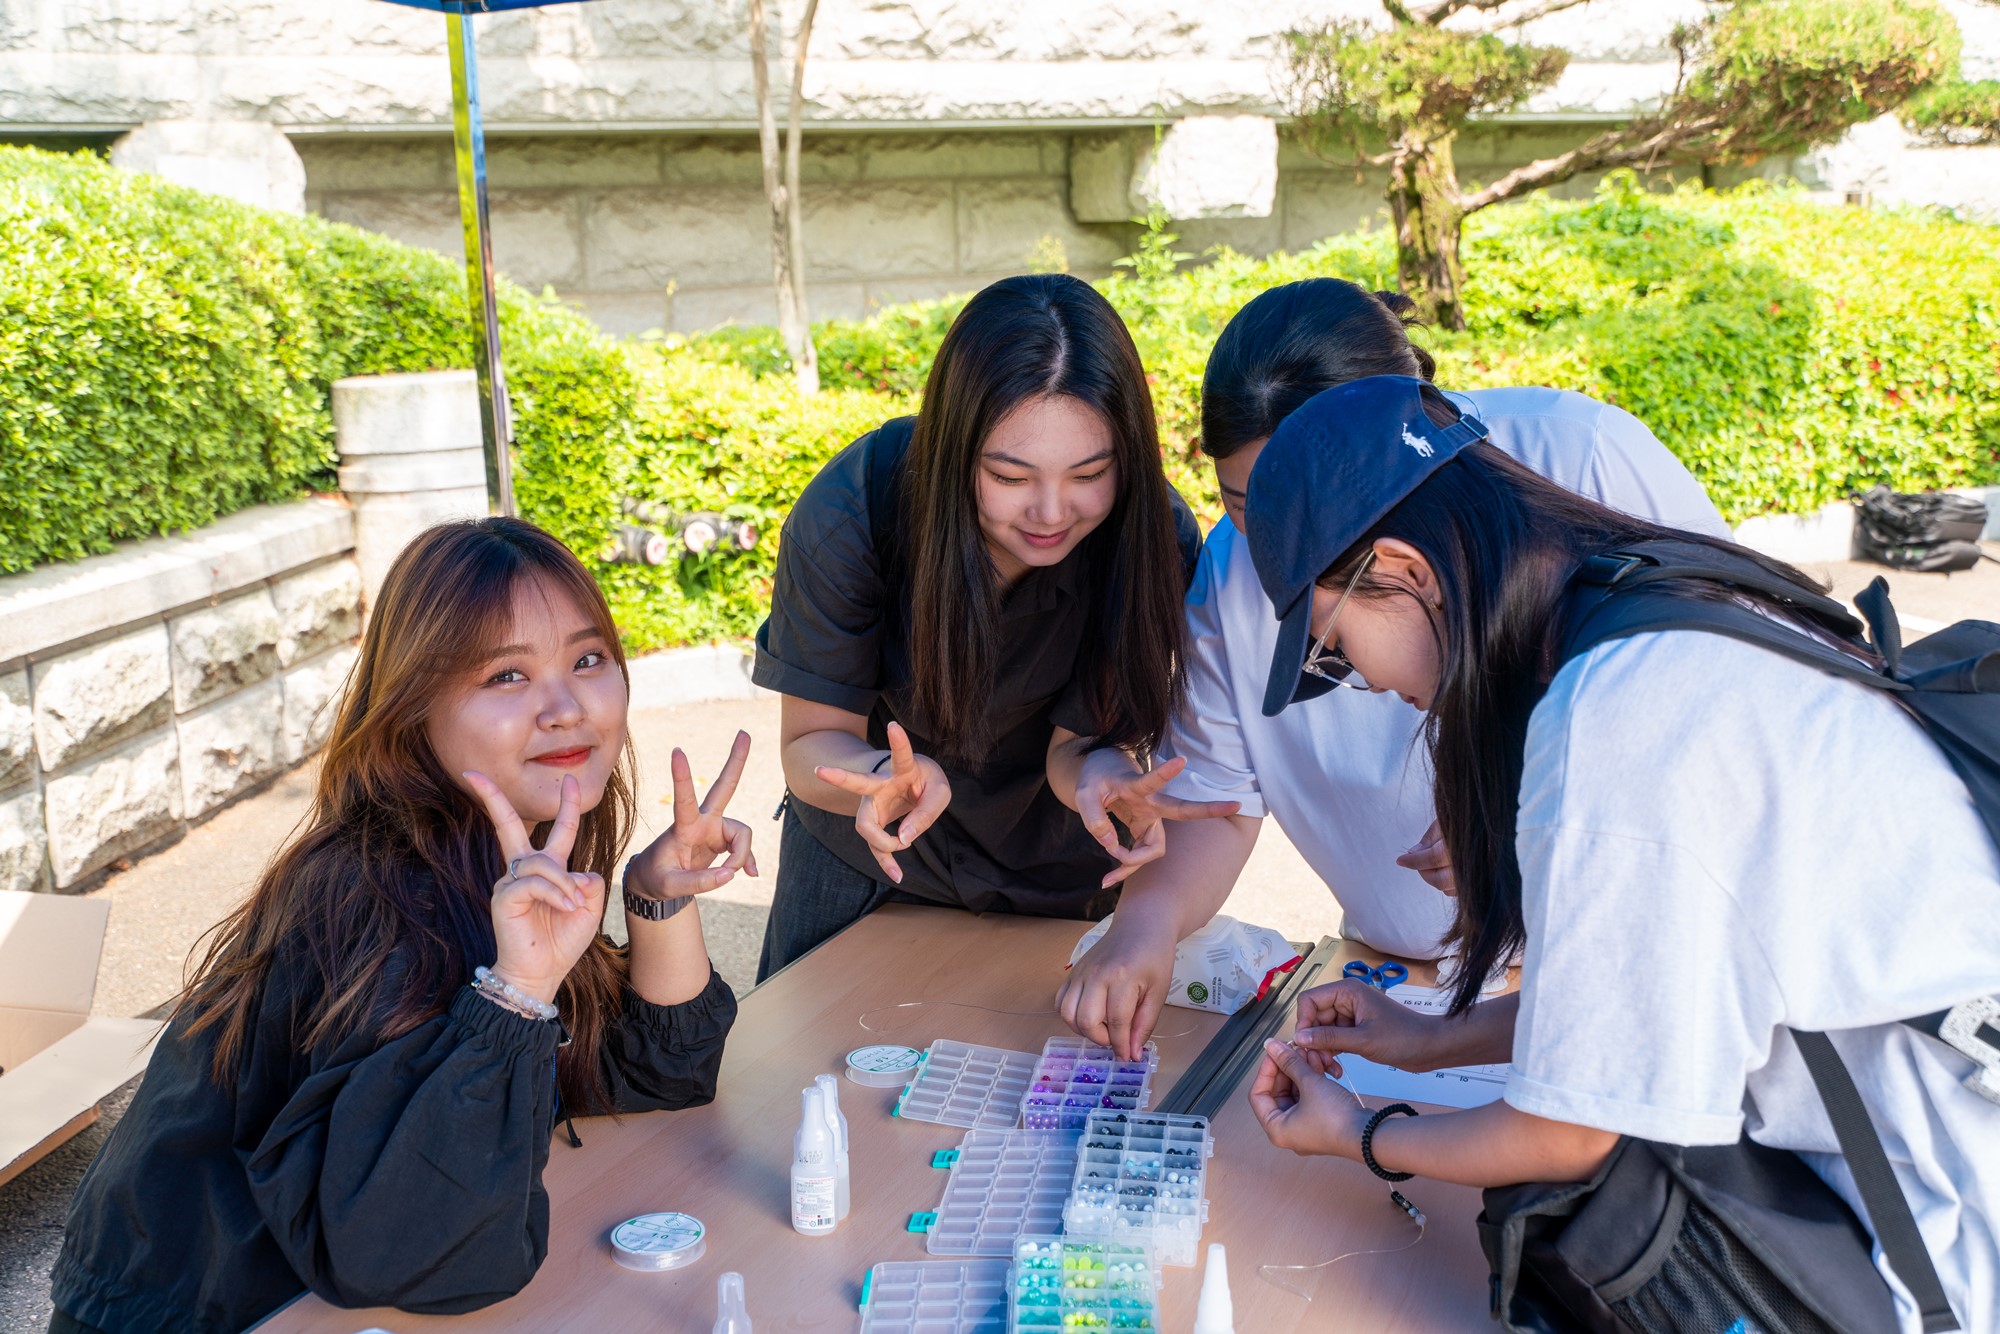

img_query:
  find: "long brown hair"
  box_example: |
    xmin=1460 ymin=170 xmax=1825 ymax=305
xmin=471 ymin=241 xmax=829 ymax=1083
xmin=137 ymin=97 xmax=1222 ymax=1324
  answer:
xmin=904 ymin=274 xmax=1189 ymax=762
xmin=179 ymin=517 xmax=634 ymax=1112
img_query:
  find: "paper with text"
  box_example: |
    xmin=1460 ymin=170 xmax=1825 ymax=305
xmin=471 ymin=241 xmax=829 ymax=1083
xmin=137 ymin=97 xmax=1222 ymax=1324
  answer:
xmin=1333 ymin=984 xmax=1509 ymax=1110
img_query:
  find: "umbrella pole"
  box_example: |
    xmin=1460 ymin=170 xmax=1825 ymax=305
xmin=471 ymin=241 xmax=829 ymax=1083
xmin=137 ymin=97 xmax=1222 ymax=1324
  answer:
xmin=447 ymin=10 xmax=514 ymax=516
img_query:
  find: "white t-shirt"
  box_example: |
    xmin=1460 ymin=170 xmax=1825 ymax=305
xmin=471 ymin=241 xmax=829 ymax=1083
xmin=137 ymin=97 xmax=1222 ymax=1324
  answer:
xmin=1160 ymin=386 xmax=1733 ymax=957
xmin=1510 ymin=630 xmax=2000 ymax=1332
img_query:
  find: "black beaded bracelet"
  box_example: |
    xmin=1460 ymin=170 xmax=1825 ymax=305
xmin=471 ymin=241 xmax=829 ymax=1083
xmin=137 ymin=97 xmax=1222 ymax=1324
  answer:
xmin=1361 ymin=1102 xmax=1419 ymax=1182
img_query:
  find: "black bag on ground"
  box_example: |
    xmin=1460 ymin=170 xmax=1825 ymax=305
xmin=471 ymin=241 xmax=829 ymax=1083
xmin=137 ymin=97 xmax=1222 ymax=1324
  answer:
xmin=1477 ymin=540 xmax=2000 ymax=1334
xmin=1854 ymin=485 xmax=1992 ymax=573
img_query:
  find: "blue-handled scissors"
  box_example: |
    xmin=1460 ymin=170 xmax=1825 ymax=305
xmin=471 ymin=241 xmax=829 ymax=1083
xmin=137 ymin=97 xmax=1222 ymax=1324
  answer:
xmin=1343 ymin=960 xmax=1409 ymax=991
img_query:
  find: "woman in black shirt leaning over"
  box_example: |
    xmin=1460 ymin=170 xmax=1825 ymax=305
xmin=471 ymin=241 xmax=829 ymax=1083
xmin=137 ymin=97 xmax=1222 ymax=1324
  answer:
xmin=754 ymin=272 xmax=1237 ymax=977
xmin=50 ymin=517 xmax=747 ymax=1334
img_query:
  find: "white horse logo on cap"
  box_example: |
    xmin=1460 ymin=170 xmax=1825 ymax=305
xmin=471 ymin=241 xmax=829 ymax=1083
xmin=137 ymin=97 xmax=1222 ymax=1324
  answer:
xmin=1401 ymin=426 xmax=1434 ymax=458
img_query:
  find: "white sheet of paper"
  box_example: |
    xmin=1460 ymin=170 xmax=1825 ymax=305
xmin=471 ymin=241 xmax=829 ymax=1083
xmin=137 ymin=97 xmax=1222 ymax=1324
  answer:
xmin=1333 ymin=984 xmax=1510 ymax=1110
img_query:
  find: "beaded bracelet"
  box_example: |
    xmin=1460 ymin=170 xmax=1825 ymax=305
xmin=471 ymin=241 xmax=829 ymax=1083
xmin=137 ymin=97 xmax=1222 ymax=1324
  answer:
xmin=1360 ymin=1102 xmax=1418 ymax=1182
xmin=473 ymin=965 xmax=560 ymax=1022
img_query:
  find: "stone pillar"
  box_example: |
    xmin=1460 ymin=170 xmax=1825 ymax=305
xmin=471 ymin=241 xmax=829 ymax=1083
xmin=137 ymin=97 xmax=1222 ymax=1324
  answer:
xmin=1133 ymin=116 xmax=1279 ymax=220
xmin=332 ymin=370 xmax=490 ymax=611
xmin=109 ymin=120 xmax=308 ymax=215
xmin=1071 ymin=116 xmax=1280 ymax=223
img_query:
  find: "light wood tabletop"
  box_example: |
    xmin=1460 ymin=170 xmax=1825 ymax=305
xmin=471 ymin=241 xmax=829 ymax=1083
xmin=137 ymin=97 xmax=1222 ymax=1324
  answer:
xmin=260 ymin=904 xmax=1497 ymax=1332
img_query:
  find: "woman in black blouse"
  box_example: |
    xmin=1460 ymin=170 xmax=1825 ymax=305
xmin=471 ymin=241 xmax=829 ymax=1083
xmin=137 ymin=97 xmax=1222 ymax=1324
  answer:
xmin=754 ymin=273 xmax=1236 ymax=977
xmin=50 ymin=518 xmax=745 ymax=1334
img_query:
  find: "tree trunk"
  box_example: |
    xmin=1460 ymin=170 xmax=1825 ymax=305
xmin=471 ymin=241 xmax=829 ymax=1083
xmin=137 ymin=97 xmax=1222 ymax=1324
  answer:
xmin=783 ymin=0 xmax=821 ymax=395
xmin=748 ymin=0 xmax=818 ymax=394
xmin=1387 ymin=132 xmax=1469 ymax=331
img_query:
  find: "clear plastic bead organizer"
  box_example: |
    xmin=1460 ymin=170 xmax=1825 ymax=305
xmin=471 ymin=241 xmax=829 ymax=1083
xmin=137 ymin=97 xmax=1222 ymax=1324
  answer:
xmin=920 ymin=1129 xmax=1080 ymax=1256
xmin=1007 ymin=1236 xmax=1160 ymax=1333
xmin=894 ymin=1039 xmax=1039 ymax=1131
xmin=1062 ymin=1110 xmax=1214 ymax=1267
xmin=857 ymin=1258 xmax=1010 ymax=1334
xmin=1019 ymin=1037 xmax=1158 ymax=1132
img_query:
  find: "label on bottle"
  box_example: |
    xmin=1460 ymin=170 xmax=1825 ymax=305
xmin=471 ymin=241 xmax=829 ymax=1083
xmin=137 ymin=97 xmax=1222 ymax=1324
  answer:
xmin=792 ymin=1171 xmax=838 ymax=1231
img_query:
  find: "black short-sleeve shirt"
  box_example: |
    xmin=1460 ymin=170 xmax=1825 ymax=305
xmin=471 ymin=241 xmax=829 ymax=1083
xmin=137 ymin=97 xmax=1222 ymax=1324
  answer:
xmin=753 ymin=418 xmax=1202 ymax=917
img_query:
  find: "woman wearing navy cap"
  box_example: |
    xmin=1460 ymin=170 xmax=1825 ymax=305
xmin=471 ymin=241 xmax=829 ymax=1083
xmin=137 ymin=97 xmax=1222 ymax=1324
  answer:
xmin=1240 ymin=376 xmax=1999 ymax=1331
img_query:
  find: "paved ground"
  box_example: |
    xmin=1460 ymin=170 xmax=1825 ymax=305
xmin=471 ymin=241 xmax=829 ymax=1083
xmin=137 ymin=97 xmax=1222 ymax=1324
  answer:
xmin=1 ymin=548 xmax=1990 ymax=1329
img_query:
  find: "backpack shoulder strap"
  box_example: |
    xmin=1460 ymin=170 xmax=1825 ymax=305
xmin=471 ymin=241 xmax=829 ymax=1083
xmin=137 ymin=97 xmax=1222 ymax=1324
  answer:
xmin=1791 ymin=1030 xmax=1961 ymax=1332
xmin=1559 ymin=541 xmax=1895 ymax=696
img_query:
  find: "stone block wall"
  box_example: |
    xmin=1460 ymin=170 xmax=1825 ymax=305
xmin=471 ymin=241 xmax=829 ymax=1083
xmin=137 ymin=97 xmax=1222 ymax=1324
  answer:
xmin=0 ymin=370 xmax=493 ymax=894
xmin=296 ymin=122 xmax=1689 ymax=335
xmin=0 ymin=507 xmax=362 ymax=893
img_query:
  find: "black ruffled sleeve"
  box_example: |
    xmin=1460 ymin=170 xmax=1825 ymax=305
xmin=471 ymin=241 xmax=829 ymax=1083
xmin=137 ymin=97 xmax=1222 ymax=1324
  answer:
xmin=599 ymin=967 xmax=737 ymax=1113
xmin=240 ymin=986 xmax=563 ymax=1314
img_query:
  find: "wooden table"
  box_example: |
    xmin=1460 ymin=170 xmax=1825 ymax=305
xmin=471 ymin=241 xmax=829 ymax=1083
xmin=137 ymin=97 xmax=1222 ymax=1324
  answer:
xmin=263 ymin=905 xmax=1496 ymax=1332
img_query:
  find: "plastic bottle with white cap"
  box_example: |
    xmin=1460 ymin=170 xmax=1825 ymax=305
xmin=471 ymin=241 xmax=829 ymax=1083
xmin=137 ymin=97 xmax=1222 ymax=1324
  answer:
xmin=791 ymin=1085 xmax=838 ymax=1235
xmin=814 ymin=1072 xmax=852 ymax=1221
xmin=1192 ymin=1242 xmax=1234 ymax=1334
xmin=712 ymin=1271 xmax=752 ymax=1333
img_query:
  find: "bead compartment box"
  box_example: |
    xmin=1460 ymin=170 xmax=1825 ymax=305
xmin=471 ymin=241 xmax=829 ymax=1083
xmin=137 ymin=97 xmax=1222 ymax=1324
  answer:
xmin=896 ymin=1039 xmax=1040 ymax=1131
xmin=858 ymin=1258 xmax=1010 ymax=1333
xmin=1061 ymin=1110 xmax=1213 ymax=1267
xmin=1018 ymin=1038 xmax=1157 ymax=1133
xmin=926 ymin=1129 xmax=1081 ymax=1257
xmin=1007 ymin=1236 xmax=1159 ymax=1333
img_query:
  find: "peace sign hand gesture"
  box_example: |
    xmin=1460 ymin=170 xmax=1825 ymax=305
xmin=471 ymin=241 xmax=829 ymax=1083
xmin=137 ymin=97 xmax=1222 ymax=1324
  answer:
xmin=1075 ymin=751 xmax=1241 ymax=889
xmin=464 ymin=770 xmax=606 ymax=1005
xmin=627 ymin=729 xmax=758 ymax=900
xmin=814 ymin=721 xmax=951 ymax=884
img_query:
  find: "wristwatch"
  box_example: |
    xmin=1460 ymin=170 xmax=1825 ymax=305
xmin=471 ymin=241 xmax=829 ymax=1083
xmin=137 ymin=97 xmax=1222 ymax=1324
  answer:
xmin=622 ymin=861 xmax=695 ymax=922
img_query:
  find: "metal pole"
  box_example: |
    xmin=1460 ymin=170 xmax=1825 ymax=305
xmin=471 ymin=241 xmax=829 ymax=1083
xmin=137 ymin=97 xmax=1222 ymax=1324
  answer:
xmin=447 ymin=11 xmax=515 ymax=516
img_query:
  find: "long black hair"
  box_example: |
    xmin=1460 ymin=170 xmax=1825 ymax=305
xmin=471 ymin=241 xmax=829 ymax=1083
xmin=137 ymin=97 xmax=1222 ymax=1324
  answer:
xmin=904 ymin=273 xmax=1188 ymax=764
xmin=1202 ymin=278 xmax=1438 ymax=457
xmin=1312 ymin=441 xmax=1836 ymax=1014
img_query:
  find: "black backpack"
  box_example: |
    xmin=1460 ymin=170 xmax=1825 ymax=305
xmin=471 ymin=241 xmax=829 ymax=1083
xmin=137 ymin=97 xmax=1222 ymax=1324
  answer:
xmin=1479 ymin=539 xmax=2000 ymax=1334
xmin=1854 ymin=485 xmax=1996 ymax=574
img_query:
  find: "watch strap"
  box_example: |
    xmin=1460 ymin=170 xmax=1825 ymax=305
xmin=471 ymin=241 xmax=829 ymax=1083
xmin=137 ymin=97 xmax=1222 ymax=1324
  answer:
xmin=623 ymin=885 xmax=693 ymax=921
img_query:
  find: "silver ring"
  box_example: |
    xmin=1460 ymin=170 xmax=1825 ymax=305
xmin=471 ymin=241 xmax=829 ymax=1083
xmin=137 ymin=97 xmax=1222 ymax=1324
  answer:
xmin=508 ymin=857 xmax=523 ymax=880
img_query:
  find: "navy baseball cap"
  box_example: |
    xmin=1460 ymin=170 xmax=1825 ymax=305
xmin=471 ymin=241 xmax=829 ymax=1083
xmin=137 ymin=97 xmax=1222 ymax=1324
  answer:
xmin=1244 ymin=375 xmax=1488 ymax=717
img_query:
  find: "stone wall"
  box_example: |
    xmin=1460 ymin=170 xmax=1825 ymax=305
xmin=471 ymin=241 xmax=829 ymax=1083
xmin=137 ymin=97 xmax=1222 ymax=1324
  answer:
xmin=10 ymin=0 xmax=2000 ymax=327
xmin=0 ymin=0 xmax=1709 ymax=130
xmin=298 ymin=122 xmax=1706 ymax=334
xmin=0 ymin=506 xmax=361 ymax=892
xmin=0 ymin=371 xmax=493 ymax=894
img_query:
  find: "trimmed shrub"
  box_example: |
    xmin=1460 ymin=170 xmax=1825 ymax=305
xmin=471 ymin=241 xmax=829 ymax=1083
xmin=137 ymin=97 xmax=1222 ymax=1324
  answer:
xmin=773 ymin=176 xmax=2000 ymax=526
xmin=8 ymin=143 xmax=1995 ymax=654
xmin=0 ymin=147 xmax=465 ymax=571
xmin=605 ymin=350 xmax=911 ymax=648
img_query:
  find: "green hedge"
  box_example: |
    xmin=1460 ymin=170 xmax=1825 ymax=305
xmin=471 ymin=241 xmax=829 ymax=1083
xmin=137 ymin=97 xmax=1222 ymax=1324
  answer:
xmin=7 ymin=145 xmax=1996 ymax=655
xmin=0 ymin=148 xmax=467 ymax=571
xmin=604 ymin=350 xmax=911 ymax=646
xmin=702 ymin=176 xmax=1999 ymax=527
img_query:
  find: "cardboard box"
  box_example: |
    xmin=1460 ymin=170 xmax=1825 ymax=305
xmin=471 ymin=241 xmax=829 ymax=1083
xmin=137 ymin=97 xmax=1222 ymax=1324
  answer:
xmin=0 ymin=890 xmax=162 ymax=1188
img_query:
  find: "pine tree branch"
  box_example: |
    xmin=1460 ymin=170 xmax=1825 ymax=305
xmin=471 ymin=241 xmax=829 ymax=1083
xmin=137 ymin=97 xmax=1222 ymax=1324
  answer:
xmin=1470 ymin=0 xmax=1594 ymax=32
xmin=1416 ymin=0 xmax=1588 ymax=25
xmin=1455 ymin=112 xmax=1728 ymax=212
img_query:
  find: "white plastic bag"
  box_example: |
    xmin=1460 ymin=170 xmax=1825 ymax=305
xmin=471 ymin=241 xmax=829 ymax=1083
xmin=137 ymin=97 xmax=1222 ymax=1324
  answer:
xmin=1068 ymin=913 xmax=1301 ymax=1015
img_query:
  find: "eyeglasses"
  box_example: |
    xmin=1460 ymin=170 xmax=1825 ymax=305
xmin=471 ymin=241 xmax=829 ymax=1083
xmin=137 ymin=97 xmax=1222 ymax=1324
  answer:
xmin=1302 ymin=550 xmax=1373 ymax=686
